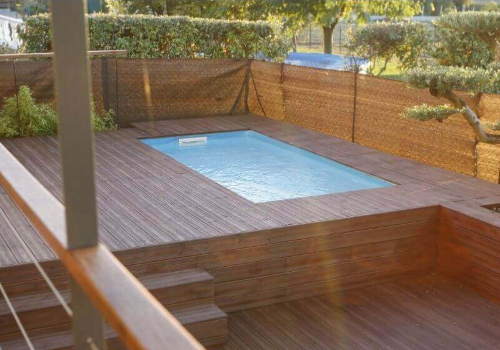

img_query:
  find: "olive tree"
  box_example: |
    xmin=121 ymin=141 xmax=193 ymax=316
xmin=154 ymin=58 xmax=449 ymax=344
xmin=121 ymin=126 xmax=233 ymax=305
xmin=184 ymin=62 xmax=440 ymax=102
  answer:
xmin=404 ymin=66 xmax=500 ymax=144
xmin=350 ymin=21 xmax=429 ymax=76
xmin=434 ymin=11 xmax=500 ymax=63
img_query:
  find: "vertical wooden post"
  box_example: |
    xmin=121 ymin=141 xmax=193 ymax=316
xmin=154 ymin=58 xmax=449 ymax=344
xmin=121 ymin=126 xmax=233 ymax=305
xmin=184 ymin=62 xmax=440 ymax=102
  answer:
xmin=50 ymin=1 xmax=105 ymax=349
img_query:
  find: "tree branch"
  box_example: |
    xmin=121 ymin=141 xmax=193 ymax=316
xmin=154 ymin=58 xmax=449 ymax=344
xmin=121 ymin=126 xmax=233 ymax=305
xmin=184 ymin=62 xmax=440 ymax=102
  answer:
xmin=442 ymin=89 xmax=500 ymax=144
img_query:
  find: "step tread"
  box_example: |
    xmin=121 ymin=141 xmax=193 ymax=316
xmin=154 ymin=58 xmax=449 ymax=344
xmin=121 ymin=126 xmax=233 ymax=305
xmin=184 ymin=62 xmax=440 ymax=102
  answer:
xmin=0 ymin=303 xmax=226 ymax=350
xmin=0 ymin=269 xmax=213 ymax=316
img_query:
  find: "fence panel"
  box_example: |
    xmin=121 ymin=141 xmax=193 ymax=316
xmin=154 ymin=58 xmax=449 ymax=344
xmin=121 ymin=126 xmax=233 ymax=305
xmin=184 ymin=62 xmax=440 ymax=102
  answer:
xmin=0 ymin=61 xmax=16 ymax=107
xmin=477 ymin=94 xmax=500 ymax=182
xmin=248 ymin=60 xmax=285 ymax=120
xmin=354 ymin=75 xmax=477 ymax=176
xmin=116 ymin=58 xmax=250 ymax=126
xmin=282 ymin=65 xmax=355 ymax=141
xmin=2 ymin=58 xmax=500 ymax=180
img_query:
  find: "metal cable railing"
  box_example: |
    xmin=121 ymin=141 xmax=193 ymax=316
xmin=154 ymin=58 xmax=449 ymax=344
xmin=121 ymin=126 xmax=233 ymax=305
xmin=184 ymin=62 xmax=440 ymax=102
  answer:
xmin=0 ymin=208 xmax=106 ymax=350
xmin=0 ymin=282 xmax=35 ymax=350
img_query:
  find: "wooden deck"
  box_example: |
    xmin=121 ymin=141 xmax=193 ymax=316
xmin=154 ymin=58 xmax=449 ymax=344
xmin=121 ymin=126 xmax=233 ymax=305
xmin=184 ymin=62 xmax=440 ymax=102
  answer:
xmin=210 ymin=275 xmax=500 ymax=350
xmin=2 ymin=114 xmax=500 ymax=349
xmin=1 ymin=114 xmax=499 ymax=269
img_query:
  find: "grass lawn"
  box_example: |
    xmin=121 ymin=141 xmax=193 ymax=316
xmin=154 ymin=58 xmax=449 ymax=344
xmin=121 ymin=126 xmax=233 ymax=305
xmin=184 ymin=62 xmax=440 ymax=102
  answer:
xmin=371 ymin=60 xmax=403 ymax=81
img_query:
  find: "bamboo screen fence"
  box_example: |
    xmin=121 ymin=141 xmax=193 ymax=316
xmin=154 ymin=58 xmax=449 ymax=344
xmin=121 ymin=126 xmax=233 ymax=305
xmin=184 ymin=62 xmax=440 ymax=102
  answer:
xmin=1 ymin=58 xmax=500 ymax=182
xmin=248 ymin=61 xmax=499 ymax=182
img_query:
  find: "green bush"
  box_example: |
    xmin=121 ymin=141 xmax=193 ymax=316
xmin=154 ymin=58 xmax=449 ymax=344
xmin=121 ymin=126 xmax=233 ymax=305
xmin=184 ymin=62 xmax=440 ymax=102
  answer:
xmin=0 ymin=86 xmax=117 ymax=138
xmin=432 ymin=11 xmax=500 ymax=68
xmin=350 ymin=21 xmax=429 ymax=76
xmin=19 ymin=14 xmax=290 ymax=61
xmin=432 ymin=24 xmax=492 ymax=68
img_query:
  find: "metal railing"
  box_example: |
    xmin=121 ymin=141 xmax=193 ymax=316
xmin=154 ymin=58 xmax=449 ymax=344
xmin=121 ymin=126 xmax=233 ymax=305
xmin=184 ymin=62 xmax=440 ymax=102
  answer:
xmin=0 ymin=1 xmax=204 ymax=350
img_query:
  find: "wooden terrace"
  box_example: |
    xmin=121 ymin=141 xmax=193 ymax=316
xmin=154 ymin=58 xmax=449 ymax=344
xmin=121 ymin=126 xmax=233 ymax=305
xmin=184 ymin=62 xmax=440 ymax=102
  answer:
xmin=1 ymin=114 xmax=500 ymax=349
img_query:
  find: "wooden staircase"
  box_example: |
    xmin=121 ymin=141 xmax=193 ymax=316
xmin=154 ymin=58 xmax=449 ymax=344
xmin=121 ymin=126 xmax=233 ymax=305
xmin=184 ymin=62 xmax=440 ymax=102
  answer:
xmin=0 ymin=268 xmax=227 ymax=349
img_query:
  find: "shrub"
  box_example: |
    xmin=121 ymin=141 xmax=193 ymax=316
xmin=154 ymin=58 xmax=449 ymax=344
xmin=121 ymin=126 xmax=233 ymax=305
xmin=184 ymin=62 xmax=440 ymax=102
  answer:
xmin=0 ymin=86 xmax=117 ymax=138
xmin=19 ymin=14 xmax=291 ymax=61
xmin=432 ymin=12 xmax=500 ymax=67
xmin=349 ymin=21 xmax=429 ymax=76
xmin=432 ymin=18 xmax=492 ymax=68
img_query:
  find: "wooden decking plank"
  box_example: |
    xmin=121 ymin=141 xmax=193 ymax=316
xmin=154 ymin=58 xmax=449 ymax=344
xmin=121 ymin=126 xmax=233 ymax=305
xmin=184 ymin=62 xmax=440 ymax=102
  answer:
xmin=0 ymin=114 xmax=499 ymax=271
xmin=0 ymin=194 xmax=54 ymax=263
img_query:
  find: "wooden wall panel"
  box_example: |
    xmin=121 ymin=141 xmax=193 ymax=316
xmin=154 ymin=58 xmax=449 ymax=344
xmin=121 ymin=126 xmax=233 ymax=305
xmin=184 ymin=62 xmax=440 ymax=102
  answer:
xmin=439 ymin=206 xmax=500 ymax=303
xmin=0 ymin=207 xmax=438 ymax=313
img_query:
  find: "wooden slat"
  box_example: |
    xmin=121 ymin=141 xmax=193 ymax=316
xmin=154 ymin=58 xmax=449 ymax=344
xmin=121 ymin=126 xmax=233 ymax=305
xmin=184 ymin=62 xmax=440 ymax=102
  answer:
xmin=212 ymin=276 xmax=500 ymax=350
xmin=0 ymin=144 xmax=203 ymax=350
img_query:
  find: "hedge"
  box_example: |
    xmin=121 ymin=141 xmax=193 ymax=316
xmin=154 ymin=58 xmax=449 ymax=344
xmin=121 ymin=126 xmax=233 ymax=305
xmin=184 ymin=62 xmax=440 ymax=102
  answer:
xmin=19 ymin=14 xmax=291 ymax=61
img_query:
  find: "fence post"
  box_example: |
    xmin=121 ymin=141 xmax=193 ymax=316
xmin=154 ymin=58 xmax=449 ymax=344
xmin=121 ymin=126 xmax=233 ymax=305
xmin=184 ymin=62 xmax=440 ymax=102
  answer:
xmin=50 ymin=1 xmax=106 ymax=349
xmin=115 ymin=56 xmax=120 ymax=127
xmin=351 ymin=66 xmax=359 ymax=143
xmin=12 ymin=59 xmax=20 ymax=134
xmin=280 ymin=62 xmax=286 ymax=121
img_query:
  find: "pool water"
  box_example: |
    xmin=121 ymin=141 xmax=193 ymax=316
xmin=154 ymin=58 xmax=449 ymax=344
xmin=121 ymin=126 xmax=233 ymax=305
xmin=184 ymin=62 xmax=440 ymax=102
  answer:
xmin=141 ymin=131 xmax=392 ymax=203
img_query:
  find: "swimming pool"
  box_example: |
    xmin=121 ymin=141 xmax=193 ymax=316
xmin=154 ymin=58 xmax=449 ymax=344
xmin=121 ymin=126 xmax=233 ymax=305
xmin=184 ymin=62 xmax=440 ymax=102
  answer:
xmin=142 ymin=131 xmax=392 ymax=203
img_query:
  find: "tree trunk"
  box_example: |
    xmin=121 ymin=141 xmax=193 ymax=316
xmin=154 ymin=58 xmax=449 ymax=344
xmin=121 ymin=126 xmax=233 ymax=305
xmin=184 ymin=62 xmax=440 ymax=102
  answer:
xmin=292 ymin=32 xmax=298 ymax=53
xmin=323 ymin=26 xmax=335 ymax=54
xmin=443 ymin=90 xmax=500 ymax=144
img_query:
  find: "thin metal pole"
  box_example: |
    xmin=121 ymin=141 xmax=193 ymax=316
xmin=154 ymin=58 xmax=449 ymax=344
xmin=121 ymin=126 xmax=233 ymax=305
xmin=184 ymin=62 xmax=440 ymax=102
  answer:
xmin=0 ymin=206 xmax=72 ymax=317
xmin=115 ymin=57 xmax=119 ymax=127
xmin=12 ymin=59 xmax=19 ymax=135
xmin=0 ymin=282 xmax=36 ymax=350
xmin=50 ymin=1 xmax=106 ymax=349
xmin=352 ymin=67 xmax=358 ymax=143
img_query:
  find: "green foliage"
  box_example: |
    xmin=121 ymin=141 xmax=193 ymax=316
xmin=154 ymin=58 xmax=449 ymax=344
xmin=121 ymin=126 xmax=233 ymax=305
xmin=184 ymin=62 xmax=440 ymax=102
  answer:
xmin=0 ymin=86 xmax=117 ymax=138
xmin=280 ymin=0 xmax=420 ymax=29
xmin=404 ymin=66 xmax=500 ymax=95
xmin=432 ymin=22 xmax=492 ymax=68
xmin=435 ymin=11 xmax=500 ymax=39
xmin=403 ymin=104 xmax=463 ymax=122
xmin=19 ymin=14 xmax=290 ymax=61
xmin=0 ymin=86 xmax=58 ymax=138
xmin=350 ymin=21 xmax=429 ymax=76
xmin=483 ymin=2 xmax=500 ymax=12
xmin=93 ymin=109 xmax=118 ymax=132
xmin=433 ymin=11 xmax=500 ymax=65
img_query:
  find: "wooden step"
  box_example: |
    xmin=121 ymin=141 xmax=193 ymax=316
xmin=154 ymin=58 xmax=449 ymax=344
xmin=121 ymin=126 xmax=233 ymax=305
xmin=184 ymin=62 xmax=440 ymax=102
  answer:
xmin=0 ymin=303 xmax=227 ymax=350
xmin=0 ymin=268 xmax=215 ymax=339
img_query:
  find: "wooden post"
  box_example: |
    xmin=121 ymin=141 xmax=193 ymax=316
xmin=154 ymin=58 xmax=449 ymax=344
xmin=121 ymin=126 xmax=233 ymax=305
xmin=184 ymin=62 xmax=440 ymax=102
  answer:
xmin=50 ymin=1 xmax=105 ymax=349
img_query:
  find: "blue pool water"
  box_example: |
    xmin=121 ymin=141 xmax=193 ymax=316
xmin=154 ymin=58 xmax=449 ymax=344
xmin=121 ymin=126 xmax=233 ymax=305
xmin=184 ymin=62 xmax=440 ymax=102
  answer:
xmin=142 ymin=131 xmax=392 ymax=203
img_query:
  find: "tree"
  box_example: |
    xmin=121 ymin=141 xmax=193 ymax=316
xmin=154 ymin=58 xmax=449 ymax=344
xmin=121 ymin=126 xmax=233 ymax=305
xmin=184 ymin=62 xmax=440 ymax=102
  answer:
xmin=403 ymin=65 xmax=500 ymax=144
xmin=106 ymin=0 xmax=200 ymax=15
xmin=279 ymin=0 xmax=421 ymax=54
xmin=105 ymin=0 xmax=421 ymax=54
xmin=435 ymin=12 xmax=500 ymax=62
xmin=432 ymin=18 xmax=492 ymax=68
xmin=482 ymin=2 xmax=500 ymax=12
xmin=350 ymin=21 xmax=429 ymax=76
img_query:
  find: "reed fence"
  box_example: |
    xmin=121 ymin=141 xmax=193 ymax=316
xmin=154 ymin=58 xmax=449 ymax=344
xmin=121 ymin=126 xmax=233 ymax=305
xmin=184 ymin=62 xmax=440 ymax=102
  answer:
xmin=1 ymin=57 xmax=500 ymax=182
